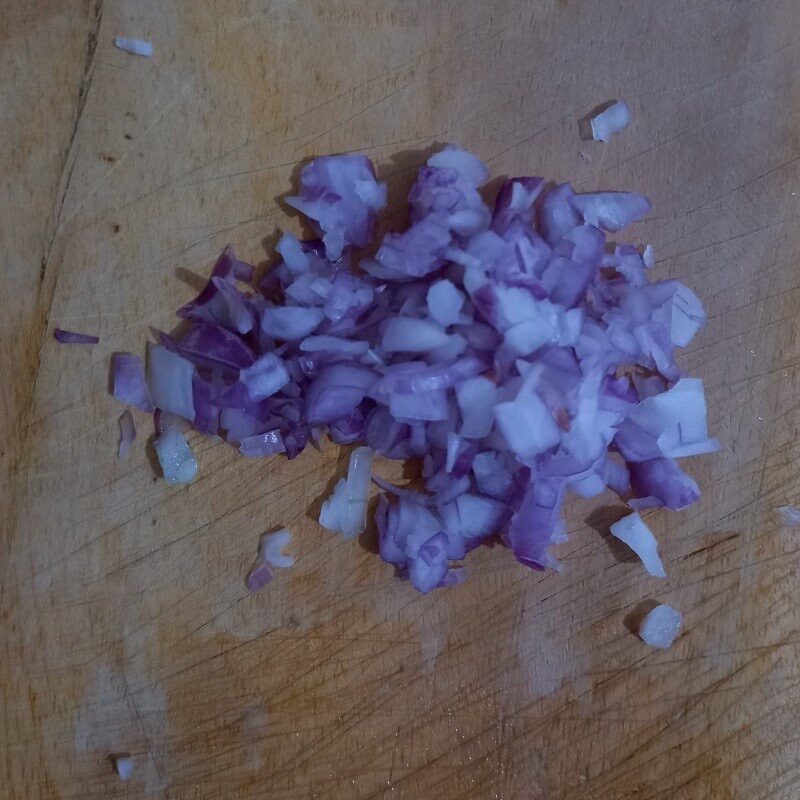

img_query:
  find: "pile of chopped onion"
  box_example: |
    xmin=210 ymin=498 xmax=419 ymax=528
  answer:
xmin=113 ymin=145 xmax=717 ymax=595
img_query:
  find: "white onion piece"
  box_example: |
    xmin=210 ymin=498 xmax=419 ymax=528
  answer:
xmin=381 ymin=317 xmax=451 ymax=352
xmin=260 ymin=529 xmax=294 ymax=568
xmin=627 ymin=378 xmax=719 ymax=459
xmin=261 ymin=306 xmax=324 ymax=340
xmin=427 ymin=279 xmax=464 ymax=327
xmin=114 ymin=37 xmax=153 ymax=57
xmin=590 ymin=100 xmax=630 ymax=143
xmin=154 ymin=426 xmax=198 ymax=484
xmin=300 ymin=336 xmax=369 ymax=355
xmin=276 ymin=232 xmax=309 ymax=274
xmin=428 ymin=147 xmax=489 ymax=186
xmin=148 ymin=345 xmax=195 ymax=421
xmin=319 ymin=447 xmax=374 ymax=539
xmin=610 ymin=512 xmax=666 ymax=577
xmin=494 ymin=391 xmax=560 ymax=458
xmin=239 ymin=352 xmax=289 ymax=400
xmin=639 ymin=604 xmax=682 ymax=648
xmin=457 ymin=377 xmax=497 ymax=439
xmin=668 ymin=285 xmax=705 ymax=347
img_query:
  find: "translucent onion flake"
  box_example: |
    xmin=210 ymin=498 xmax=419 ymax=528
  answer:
xmin=610 ymin=512 xmax=666 ymax=577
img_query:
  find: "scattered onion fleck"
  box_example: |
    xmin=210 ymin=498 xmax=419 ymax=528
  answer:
xmin=54 ymin=328 xmax=99 ymax=344
xmin=114 ymin=37 xmax=153 ymax=57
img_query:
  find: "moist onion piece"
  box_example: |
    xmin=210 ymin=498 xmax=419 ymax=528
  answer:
xmin=111 ymin=144 xmax=715 ymax=596
xmin=639 ymin=604 xmax=682 ymax=648
xmin=153 ymin=426 xmax=198 ymax=484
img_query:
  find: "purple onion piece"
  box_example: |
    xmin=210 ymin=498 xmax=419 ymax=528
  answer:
xmin=54 ymin=328 xmax=99 ymax=344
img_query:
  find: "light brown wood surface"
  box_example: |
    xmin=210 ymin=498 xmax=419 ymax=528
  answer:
xmin=3 ymin=1 xmax=800 ymax=798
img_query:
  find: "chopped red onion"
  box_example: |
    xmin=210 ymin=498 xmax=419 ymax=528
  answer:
xmin=147 ymin=345 xmax=195 ymax=421
xmin=427 ymin=279 xmax=464 ymax=327
xmin=319 ymin=446 xmax=374 ymax=539
xmin=246 ymin=562 xmax=274 ymax=593
xmin=610 ymin=512 xmax=666 ymax=577
xmin=570 ymin=192 xmax=651 ymax=232
xmin=629 ymin=458 xmax=699 ymax=510
xmin=111 ymin=145 xmax=715 ymax=596
xmin=639 ymin=604 xmax=682 ymax=648
xmin=286 ymin=154 xmax=387 ymax=260
xmin=239 ymin=430 xmax=285 ymax=457
xmin=261 ymin=306 xmax=324 ymax=341
xmin=54 ymin=328 xmax=99 ymax=344
xmin=590 ymin=100 xmax=630 ymax=143
xmin=382 ymin=317 xmax=451 ymax=353
xmin=239 ymin=353 xmax=289 ymax=400
xmin=117 ymin=411 xmax=136 ymax=460
xmin=113 ymin=353 xmax=153 ymax=411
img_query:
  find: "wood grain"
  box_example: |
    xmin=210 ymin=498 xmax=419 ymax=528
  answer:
xmin=3 ymin=1 xmax=800 ymax=798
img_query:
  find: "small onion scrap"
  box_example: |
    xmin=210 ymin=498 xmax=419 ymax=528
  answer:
xmin=110 ymin=753 xmax=134 ymax=781
xmin=777 ymin=505 xmax=800 ymax=527
xmin=639 ymin=603 xmax=682 ymax=649
xmin=590 ymin=100 xmax=631 ymax=143
xmin=54 ymin=328 xmax=99 ymax=344
xmin=112 ymin=145 xmax=715 ymax=596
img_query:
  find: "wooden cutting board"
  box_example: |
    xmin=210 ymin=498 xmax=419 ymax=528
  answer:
xmin=3 ymin=1 xmax=800 ymax=798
